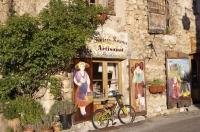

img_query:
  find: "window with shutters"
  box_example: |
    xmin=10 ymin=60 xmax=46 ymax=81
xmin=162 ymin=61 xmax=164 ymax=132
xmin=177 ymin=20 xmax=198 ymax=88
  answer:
xmin=147 ymin=0 xmax=169 ymax=34
xmin=92 ymin=60 xmax=122 ymax=100
xmin=88 ymin=0 xmax=115 ymax=15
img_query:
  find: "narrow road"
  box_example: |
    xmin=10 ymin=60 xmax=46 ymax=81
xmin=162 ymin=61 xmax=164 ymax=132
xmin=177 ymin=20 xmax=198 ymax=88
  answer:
xmin=91 ymin=110 xmax=200 ymax=132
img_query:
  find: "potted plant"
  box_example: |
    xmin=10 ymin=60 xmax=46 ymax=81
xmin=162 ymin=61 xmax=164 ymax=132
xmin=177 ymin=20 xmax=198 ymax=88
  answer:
xmin=34 ymin=106 xmax=61 ymax=132
xmin=97 ymin=12 xmax=109 ymax=25
xmin=3 ymin=96 xmax=44 ymax=132
xmin=40 ymin=114 xmax=54 ymax=132
xmin=148 ymin=79 xmax=165 ymax=94
xmin=49 ymin=100 xmax=75 ymax=130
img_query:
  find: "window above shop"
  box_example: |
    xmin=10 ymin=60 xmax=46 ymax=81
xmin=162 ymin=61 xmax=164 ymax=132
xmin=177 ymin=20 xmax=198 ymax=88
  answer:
xmin=88 ymin=0 xmax=115 ymax=15
xmin=147 ymin=0 xmax=169 ymax=34
xmin=148 ymin=0 xmax=165 ymax=15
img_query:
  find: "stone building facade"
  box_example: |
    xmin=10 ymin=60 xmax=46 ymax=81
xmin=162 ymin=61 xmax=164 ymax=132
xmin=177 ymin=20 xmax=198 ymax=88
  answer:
xmin=0 ymin=0 xmax=198 ymax=119
xmin=86 ymin=0 xmax=196 ymax=117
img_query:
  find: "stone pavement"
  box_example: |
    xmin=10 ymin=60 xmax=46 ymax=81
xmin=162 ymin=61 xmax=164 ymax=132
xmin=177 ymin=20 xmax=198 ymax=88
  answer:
xmin=62 ymin=104 xmax=200 ymax=132
xmin=62 ymin=116 xmax=146 ymax=132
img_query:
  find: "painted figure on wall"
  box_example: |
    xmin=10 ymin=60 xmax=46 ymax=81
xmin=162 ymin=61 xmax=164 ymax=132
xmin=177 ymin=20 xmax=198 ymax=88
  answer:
xmin=167 ymin=58 xmax=191 ymax=108
xmin=170 ymin=76 xmax=181 ymax=99
xmin=131 ymin=62 xmax=145 ymax=111
xmin=74 ymin=61 xmax=91 ymax=116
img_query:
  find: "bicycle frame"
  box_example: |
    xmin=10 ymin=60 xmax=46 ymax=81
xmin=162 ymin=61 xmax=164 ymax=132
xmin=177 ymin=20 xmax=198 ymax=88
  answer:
xmin=101 ymin=101 xmax=117 ymax=121
xmin=100 ymin=95 xmax=123 ymax=122
xmin=92 ymin=90 xmax=136 ymax=129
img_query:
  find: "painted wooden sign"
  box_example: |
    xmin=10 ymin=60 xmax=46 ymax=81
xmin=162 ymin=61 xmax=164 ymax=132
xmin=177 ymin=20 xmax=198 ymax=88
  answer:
xmin=129 ymin=59 xmax=147 ymax=115
xmin=166 ymin=51 xmax=192 ymax=108
xmin=87 ymin=27 xmax=128 ymax=58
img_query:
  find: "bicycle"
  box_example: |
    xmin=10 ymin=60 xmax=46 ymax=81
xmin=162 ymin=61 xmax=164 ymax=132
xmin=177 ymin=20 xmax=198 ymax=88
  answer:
xmin=92 ymin=90 xmax=136 ymax=129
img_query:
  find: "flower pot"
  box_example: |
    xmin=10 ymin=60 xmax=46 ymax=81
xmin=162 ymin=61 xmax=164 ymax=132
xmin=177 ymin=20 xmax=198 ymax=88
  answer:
xmin=149 ymin=85 xmax=165 ymax=94
xmin=23 ymin=127 xmax=35 ymax=132
xmin=97 ymin=12 xmax=109 ymax=25
xmin=41 ymin=128 xmax=54 ymax=132
xmin=59 ymin=114 xmax=72 ymax=130
xmin=52 ymin=122 xmax=61 ymax=132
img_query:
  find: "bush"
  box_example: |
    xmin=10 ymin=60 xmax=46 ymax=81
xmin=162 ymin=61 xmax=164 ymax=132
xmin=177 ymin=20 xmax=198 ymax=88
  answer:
xmin=49 ymin=100 xmax=75 ymax=115
xmin=0 ymin=0 xmax=104 ymax=98
xmin=49 ymin=77 xmax=62 ymax=99
xmin=3 ymin=96 xmax=44 ymax=126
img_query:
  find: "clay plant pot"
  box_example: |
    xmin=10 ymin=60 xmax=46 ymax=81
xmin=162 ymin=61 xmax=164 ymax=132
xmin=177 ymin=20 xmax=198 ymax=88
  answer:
xmin=149 ymin=85 xmax=165 ymax=94
xmin=59 ymin=114 xmax=72 ymax=130
xmin=52 ymin=122 xmax=62 ymax=132
xmin=23 ymin=125 xmax=35 ymax=132
xmin=97 ymin=12 xmax=109 ymax=25
xmin=41 ymin=128 xmax=54 ymax=132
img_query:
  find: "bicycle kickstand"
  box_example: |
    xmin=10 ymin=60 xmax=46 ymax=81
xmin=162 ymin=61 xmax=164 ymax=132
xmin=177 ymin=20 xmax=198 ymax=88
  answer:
xmin=110 ymin=119 xmax=117 ymax=125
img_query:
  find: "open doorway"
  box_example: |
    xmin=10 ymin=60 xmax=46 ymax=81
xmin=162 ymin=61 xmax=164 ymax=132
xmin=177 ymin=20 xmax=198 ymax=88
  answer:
xmin=191 ymin=54 xmax=200 ymax=104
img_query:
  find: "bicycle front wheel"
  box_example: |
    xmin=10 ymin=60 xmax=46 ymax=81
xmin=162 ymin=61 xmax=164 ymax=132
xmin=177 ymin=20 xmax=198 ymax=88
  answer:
xmin=92 ymin=109 xmax=109 ymax=129
xmin=118 ymin=105 xmax=136 ymax=124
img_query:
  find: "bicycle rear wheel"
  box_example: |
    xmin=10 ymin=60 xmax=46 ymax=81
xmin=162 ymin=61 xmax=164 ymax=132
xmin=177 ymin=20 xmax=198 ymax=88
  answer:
xmin=92 ymin=109 xmax=109 ymax=129
xmin=118 ymin=105 xmax=136 ymax=124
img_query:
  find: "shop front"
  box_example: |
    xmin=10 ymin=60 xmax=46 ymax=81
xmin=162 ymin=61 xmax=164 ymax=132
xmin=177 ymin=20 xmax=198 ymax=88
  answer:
xmin=72 ymin=28 xmax=147 ymax=122
xmin=87 ymin=28 xmax=127 ymax=111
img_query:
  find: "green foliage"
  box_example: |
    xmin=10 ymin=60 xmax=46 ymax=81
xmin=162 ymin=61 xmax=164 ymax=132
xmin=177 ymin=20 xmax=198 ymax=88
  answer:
xmin=3 ymin=100 xmax=19 ymax=119
xmin=0 ymin=0 xmax=104 ymax=99
xmin=3 ymin=96 xmax=44 ymax=126
xmin=0 ymin=76 xmax=20 ymax=101
xmin=50 ymin=100 xmax=75 ymax=115
xmin=149 ymin=79 xmax=164 ymax=85
xmin=5 ymin=127 xmax=14 ymax=132
xmin=49 ymin=77 xmax=62 ymax=99
xmin=40 ymin=114 xmax=54 ymax=129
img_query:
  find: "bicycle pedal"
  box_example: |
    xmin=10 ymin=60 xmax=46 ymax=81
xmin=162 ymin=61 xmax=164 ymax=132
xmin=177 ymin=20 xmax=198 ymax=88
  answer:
xmin=112 ymin=122 xmax=117 ymax=125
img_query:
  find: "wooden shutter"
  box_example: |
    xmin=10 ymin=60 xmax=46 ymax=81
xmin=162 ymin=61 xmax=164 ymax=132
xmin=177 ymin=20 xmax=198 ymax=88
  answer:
xmin=147 ymin=0 xmax=166 ymax=34
xmin=129 ymin=59 xmax=147 ymax=115
xmin=98 ymin=0 xmax=115 ymax=15
xmin=107 ymin=0 xmax=115 ymax=15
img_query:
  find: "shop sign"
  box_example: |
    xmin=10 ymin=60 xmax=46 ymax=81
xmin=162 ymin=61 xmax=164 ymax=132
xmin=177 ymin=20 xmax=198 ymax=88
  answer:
xmin=87 ymin=27 xmax=128 ymax=58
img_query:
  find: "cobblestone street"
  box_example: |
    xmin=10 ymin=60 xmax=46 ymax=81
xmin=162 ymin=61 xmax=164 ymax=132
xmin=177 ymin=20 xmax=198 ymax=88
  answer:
xmin=62 ymin=105 xmax=200 ymax=132
xmin=90 ymin=109 xmax=200 ymax=132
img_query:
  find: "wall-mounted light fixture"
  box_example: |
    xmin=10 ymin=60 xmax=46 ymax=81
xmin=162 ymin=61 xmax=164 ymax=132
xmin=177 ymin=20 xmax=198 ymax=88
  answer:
xmin=147 ymin=41 xmax=157 ymax=57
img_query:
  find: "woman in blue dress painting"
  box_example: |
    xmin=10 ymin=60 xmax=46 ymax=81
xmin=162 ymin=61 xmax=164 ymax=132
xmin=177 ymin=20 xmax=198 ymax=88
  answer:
xmin=132 ymin=62 xmax=145 ymax=111
xmin=74 ymin=61 xmax=91 ymax=116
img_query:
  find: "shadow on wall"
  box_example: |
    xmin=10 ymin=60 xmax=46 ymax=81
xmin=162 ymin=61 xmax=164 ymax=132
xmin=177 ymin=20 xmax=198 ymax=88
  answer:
xmin=191 ymin=0 xmax=200 ymax=106
xmin=182 ymin=12 xmax=190 ymax=30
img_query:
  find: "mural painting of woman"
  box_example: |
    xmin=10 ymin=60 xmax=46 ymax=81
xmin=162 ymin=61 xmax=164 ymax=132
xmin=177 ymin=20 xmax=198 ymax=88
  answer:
xmin=74 ymin=61 xmax=91 ymax=116
xmin=170 ymin=76 xmax=181 ymax=99
xmin=131 ymin=62 xmax=145 ymax=111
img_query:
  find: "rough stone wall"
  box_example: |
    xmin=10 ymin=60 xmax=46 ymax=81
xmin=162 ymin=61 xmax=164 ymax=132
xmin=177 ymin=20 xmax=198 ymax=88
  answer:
xmin=13 ymin=0 xmax=49 ymax=16
xmin=124 ymin=0 xmax=195 ymax=116
xmin=0 ymin=0 xmax=49 ymax=23
xmin=0 ymin=0 xmax=11 ymax=23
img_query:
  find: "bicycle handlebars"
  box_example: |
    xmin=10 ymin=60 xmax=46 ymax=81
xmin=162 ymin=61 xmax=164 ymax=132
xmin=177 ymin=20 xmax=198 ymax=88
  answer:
xmin=109 ymin=90 xmax=122 ymax=97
